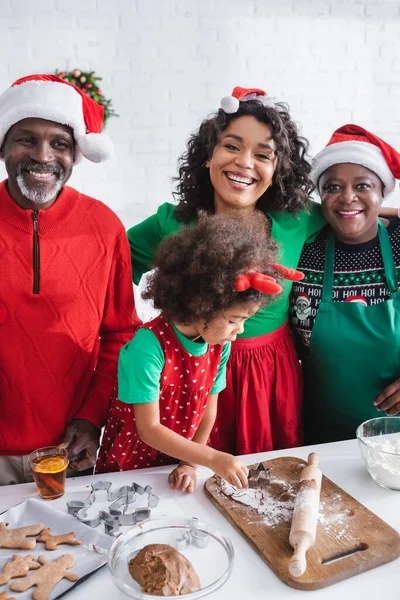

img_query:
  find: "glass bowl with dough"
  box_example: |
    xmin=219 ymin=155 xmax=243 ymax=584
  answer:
xmin=108 ymin=516 xmax=234 ymax=598
xmin=357 ymin=416 xmax=400 ymax=490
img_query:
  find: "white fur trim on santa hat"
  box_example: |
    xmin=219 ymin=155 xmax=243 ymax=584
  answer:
xmin=0 ymin=79 xmax=112 ymax=163
xmin=242 ymin=92 xmax=275 ymax=108
xmin=311 ymin=140 xmax=396 ymax=197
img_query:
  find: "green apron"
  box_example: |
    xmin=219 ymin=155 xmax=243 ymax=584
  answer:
xmin=304 ymin=221 xmax=400 ymax=444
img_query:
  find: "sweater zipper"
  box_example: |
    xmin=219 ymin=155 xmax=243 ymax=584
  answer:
xmin=32 ymin=210 xmax=40 ymax=294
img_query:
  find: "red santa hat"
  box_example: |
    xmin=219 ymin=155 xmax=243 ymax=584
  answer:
xmin=0 ymin=74 xmax=113 ymax=163
xmin=311 ymin=124 xmax=400 ymax=197
xmin=220 ymin=86 xmax=275 ymax=114
xmin=295 ymin=292 xmax=310 ymax=303
xmin=345 ymin=295 xmax=368 ymax=307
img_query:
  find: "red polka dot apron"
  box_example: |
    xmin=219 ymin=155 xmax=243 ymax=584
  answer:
xmin=96 ymin=315 xmax=223 ymax=472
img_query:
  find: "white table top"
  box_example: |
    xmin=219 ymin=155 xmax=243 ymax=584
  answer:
xmin=1 ymin=439 xmax=399 ymax=599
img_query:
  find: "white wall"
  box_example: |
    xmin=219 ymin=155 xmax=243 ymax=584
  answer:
xmin=1 ymin=0 xmax=400 ymax=228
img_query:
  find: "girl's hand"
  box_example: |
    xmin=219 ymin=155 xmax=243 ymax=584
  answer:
xmin=374 ymin=378 xmax=400 ymax=415
xmin=209 ymin=452 xmax=249 ymax=488
xmin=168 ymin=463 xmax=197 ymax=493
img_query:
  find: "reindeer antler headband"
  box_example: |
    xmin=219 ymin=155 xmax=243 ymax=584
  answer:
xmin=235 ymin=264 xmax=304 ymax=295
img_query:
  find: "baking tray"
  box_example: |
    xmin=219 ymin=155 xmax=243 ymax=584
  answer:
xmin=0 ymin=497 xmax=114 ymax=599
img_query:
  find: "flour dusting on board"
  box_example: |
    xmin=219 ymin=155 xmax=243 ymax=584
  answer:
xmin=318 ymin=493 xmax=355 ymax=538
xmin=218 ymin=477 xmax=297 ymax=526
xmin=218 ymin=476 xmax=355 ymax=535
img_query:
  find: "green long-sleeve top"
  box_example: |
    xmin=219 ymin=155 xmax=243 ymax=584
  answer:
xmin=127 ymin=202 xmax=325 ymax=338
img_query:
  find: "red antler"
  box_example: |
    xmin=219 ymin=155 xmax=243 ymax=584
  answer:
xmin=272 ymin=263 xmax=304 ymax=281
xmin=235 ymin=274 xmax=252 ymax=292
xmin=235 ymin=272 xmax=282 ymax=295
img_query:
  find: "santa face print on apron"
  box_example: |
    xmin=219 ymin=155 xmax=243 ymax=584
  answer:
xmin=304 ymin=220 xmax=400 ymax=444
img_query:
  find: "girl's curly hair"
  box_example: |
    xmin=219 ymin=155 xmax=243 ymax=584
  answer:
xmin=143 ymin=211 xmax=279 ymax=324
xmin=173 ymin=100 xmax=314 ymax=221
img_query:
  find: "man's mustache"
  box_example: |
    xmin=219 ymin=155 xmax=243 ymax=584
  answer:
xmin=16 ymin=161 xmax=64 ymax=178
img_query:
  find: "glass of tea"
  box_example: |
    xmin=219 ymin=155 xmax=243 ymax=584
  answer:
xmin=29 ymin=446 xmax=69 ymax=500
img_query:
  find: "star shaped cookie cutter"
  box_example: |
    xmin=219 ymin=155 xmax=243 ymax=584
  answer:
xmin=247 ymin=463 xmax=271 ymax=489
xmin=176 ymin=517 xmax=209 ymax=550
xmin=66 ymin=481 xmax=159 ymax=536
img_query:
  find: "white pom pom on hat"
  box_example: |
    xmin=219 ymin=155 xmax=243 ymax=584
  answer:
xmin=311 ymin=124 xmax=400 ymax=197
xmin=77 ymin=132 xmax=114 ymax=164
xmin=220 ymin=95 xmax=240 ymax=114
xmin=0 ymin=74 xmax=113 ymax=163
xmin=220 ymin=86 xmax=274 ymax=114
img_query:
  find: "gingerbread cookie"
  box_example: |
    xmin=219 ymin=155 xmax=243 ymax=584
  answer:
xmin=0 ymin=592 xmax=16 ymax=600
xmin=0 ymin=554 xmax=40 ymax=585
xmin=10 ymin=554 xmax=78 ymax=600
xmin=37 ymin=528 xmax=81 ymax=551
xmin=0 ymin=523 xmax=45 ymax=550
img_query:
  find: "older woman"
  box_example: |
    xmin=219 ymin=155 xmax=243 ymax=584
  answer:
xmin=290 ymin=124 xmax=400 ymax=444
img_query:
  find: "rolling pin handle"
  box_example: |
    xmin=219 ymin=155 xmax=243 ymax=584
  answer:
xmin=289 ymin=538 xmax=309 ymax=577
xmin=308 ymin=452 xmax=320 ymax=468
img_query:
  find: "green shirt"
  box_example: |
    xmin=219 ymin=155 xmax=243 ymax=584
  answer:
xmin=127 ymin=202 xmax=325 ymax=338
xmin=118 ymin=324 xmax=231 ymax=404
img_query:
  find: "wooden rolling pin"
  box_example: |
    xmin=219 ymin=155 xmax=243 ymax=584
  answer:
xmin=289 ymin=453 xmax=322 ymax=577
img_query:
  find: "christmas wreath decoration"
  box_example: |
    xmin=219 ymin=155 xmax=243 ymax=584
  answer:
xmin=54 ymin=68 xmax=118 ymax=125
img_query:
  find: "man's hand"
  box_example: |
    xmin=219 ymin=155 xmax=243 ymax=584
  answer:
xmin=374 ymin=378 xmax=400 ymax=415
xmin=168 ymin=463 xmax=197 ymax=493
xmin=59 ymin=419 xmax=100 ymax=471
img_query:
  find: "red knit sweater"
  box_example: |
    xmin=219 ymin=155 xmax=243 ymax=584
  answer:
xmin=0 ymin=181 xmax=140 ymax=455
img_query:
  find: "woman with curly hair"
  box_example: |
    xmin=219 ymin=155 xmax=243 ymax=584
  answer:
xmin=96 ymin=212 xmax=301 ymax=490
xmin=127 ymin=86 xmax=325 ymax=456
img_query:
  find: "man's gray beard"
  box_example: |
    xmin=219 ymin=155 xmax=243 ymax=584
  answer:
xmin=16 ymin=172 xmax=64 ymax=205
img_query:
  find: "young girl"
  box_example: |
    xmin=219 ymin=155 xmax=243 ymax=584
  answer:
xmin=127 ymin=86 xmax=324 ymax=456
xmin=96 ymin=212 xmax=302 ymax=491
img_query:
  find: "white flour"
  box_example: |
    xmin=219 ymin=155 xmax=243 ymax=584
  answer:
xmin=219 ymin=477 xmax=296 ymax=526
xmin=360 ymin=436 xmax=400 ymax=489
xmin=219 ymin=478 xmax=354 ymax=537
xmin=318 ymin=494 xmax=354 ymax=539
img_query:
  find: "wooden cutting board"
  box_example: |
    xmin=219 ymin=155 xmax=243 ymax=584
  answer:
xmin=204 ymin=456 xmax=400 ymax=590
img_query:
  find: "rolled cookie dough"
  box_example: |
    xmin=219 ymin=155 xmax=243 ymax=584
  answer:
xmin=128 ymin=543 xmax=200 ymax=596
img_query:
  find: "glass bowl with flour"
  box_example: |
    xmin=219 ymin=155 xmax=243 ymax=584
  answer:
xmin=357 ymin=417 xmax=400 ymax=491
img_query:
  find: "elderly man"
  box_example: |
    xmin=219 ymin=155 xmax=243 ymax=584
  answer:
xmin=0 ymin=74 xmax=140 ymax=485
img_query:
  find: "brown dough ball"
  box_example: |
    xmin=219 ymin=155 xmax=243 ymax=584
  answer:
xmin=128 ymin=543 xmax=201 ymax=596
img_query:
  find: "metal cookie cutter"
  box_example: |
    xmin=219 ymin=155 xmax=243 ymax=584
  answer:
xmin=176 ymin=517 xmax=209 ymax=550
xmin=67 ymin=481 xmax=159 ymax=536
xmin=247 ymin=463 xmax=271 ymax=489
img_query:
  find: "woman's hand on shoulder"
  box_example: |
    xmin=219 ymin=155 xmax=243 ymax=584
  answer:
xmin=374 ymin=378 xmax=400 ymax=415
xmin=168 ymin=462 xmax=197 ymax=493
xmin=209 ymin=452 xmax=249 ymax=488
